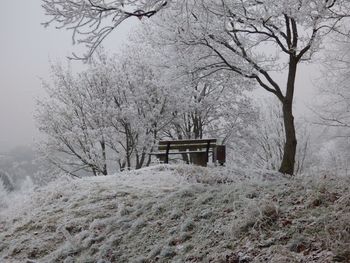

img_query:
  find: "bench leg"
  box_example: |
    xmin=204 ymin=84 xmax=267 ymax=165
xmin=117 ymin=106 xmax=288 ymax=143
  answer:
xmin=165 ymin=142 xmax=170 ymax=164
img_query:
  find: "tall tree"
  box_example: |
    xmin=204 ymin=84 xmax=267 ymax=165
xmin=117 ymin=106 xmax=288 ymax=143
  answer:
xmin=153 ymin=0 xmax=350 ymax=174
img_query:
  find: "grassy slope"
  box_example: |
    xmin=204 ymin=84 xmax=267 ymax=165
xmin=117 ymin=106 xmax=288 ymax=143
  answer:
xmin=0 ymin=165 xmax=349 ymax=263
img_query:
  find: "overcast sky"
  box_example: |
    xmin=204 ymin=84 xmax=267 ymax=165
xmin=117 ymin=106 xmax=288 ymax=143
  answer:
xmin=0 ymin=0 xmax=133 ymax=152
xmin=0 ymin=1 xmax=320 ymax=153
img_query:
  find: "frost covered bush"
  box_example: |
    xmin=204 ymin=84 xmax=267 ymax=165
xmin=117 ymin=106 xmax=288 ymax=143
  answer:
xmin=0 ymin=180 xmax=9 ymax=209
xmin=0 ymin=176 xmax=35 ymax=217
xmin=0 ymin=171 xmax=14 ymax=192
xmin=312 ymin=137 xmax=350 ymax=177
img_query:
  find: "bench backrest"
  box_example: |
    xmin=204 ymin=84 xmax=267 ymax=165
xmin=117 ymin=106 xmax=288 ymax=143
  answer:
xmin=158 ymin=138 xmax=217 ymax=151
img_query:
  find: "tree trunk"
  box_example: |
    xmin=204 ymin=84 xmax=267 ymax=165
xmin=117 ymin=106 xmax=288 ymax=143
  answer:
xmin=100 ymin=140 xmax=108 ymax=175
xmin=136 ymin=152 xmax=146 ymax=169
xmin=279 ymin=57 xmax=298 ymax=175
xmin=279 ymin=101 xmax=297 ymax=174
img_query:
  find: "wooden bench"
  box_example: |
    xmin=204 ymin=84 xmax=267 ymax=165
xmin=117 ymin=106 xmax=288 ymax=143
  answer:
xmin=150 ymin=138 xmax=225 ymax=167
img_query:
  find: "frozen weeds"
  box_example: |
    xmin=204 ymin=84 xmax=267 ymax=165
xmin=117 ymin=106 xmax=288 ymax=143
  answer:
xmin=0 ymin=164 xmax=349 ymax=262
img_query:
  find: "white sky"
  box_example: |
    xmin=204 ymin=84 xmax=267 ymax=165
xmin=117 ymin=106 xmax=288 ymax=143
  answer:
xmin=0 ymin=0 xmax=133 ymax=152
xmin=0 ymin=0 xmax=320 ymax=152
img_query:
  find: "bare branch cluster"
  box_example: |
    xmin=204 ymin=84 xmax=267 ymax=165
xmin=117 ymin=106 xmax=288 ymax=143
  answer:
xmin=42 ymin=0 xmax=168 ymax=59
xmin=171 ymin=0 xmax=350 ymax=101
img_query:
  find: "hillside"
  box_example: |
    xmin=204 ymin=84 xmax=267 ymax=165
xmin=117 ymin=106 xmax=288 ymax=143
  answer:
xmin=0 ymin=165 xmax=349 ymax=263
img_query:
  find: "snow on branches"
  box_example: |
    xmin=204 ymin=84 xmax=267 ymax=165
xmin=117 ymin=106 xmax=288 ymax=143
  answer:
xmin=42 ymin=0 xmax=168 ymax=59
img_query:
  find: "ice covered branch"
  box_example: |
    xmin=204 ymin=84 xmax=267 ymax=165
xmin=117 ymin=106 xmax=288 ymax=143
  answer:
xmin=42 ymin=0 xmax=168 ymax=59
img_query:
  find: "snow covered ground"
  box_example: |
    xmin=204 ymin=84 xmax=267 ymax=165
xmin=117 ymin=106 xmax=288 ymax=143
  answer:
xmin=0 ymin=164 xmax=349 ymax=263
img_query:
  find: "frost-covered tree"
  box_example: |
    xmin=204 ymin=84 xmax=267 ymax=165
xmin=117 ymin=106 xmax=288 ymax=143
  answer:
xmin=112 ymin=40 xmax=258 ymax=165
xmin=37 ymin=62 xmax=112 ymax=176
xmin=37 ymin=48 xmax=174 ymax=175
xmin=42 ymin=0 xmax=350 ymax=174
xmin=144 ymin=0 xmax=350 ymax=174
xmin=160 ymin=71 xmax=256 ymax=142
xmin=156 ymin=69 xmax=258 ymax=164
xmin=130 ymin=24 xmax=257 ymax=145
xmin=109 ymin=47 xmax=174 ymax=169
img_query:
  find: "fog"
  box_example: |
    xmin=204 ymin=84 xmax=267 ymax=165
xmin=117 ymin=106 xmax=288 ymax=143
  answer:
xmin=0 ymin=0 xmax=133 ymax=153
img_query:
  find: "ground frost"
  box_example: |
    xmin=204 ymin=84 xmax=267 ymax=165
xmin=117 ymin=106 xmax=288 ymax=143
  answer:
xmin=0 ymin=164 xmax=349 ymax=262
